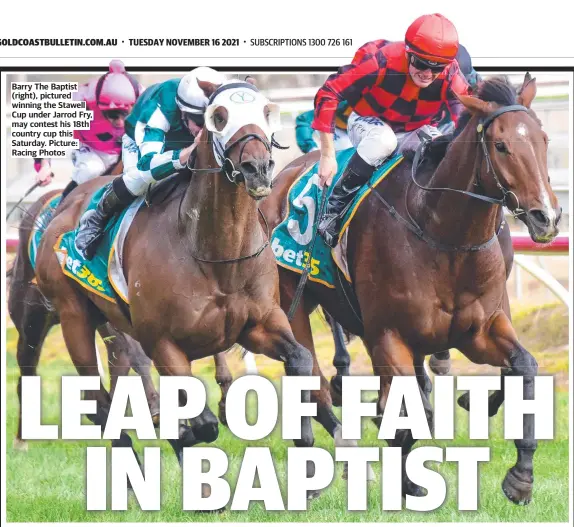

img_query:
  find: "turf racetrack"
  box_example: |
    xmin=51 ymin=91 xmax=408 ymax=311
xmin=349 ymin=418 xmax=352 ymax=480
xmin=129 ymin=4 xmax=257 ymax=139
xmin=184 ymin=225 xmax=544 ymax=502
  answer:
xmin=4 ymin=307 xmax=570 ymax=522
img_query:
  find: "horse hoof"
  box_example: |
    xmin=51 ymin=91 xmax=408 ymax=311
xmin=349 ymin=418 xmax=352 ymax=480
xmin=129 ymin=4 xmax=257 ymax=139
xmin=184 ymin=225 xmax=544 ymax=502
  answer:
xmin=457 ymin=392 xmax=471 ymax=412
xmin=13 ymin=438 xmax=28 ymax=452
xmin=307 ymin=489 xmax=322 ymax=500
xmin=330 ymin=376 xmax=343 ymax=407
xmin=429 ymin=355 xmax=451 ymax=375
xmin=403 ymin=479 xmax=426 ymax=498
xmin=152 ymin=413 xmax=160 ymax=426
xmin=502 ymin=468 xmax=533 ymax=505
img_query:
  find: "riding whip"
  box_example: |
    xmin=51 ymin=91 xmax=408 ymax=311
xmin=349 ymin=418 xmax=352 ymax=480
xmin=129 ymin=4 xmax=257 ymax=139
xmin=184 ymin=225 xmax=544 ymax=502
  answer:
xmin=5 ymin=181 xmax=42 ymax=220
xmin=287 ymin=184 xmax=329 ymax=321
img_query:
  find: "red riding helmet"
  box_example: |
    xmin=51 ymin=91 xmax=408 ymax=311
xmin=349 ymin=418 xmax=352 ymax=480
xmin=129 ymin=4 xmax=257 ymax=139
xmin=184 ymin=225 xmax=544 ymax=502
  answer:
xmin=95 ymin=59 xmax=141 ymax=112
xmin=405 ymin=13 xmax=459 ymax=63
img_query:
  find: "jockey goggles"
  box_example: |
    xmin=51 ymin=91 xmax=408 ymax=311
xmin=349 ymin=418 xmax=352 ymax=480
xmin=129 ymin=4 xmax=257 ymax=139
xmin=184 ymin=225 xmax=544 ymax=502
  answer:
xmin=409 ymin=53 xmax=448 ymax=73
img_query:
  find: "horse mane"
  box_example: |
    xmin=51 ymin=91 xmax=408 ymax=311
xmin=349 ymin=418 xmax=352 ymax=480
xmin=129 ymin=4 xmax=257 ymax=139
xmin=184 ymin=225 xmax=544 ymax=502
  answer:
xmin=417 ymin=76 xmax=520 ymax=165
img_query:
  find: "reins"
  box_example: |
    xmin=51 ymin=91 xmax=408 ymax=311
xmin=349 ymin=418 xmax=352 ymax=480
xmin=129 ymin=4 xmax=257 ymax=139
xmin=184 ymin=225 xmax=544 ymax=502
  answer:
xmin=372 ymin=104 xmax=528 ymax=252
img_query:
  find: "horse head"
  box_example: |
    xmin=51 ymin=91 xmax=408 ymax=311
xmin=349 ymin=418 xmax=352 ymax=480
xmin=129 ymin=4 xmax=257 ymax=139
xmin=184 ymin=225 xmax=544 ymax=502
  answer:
xmin=198 ymin=77 xmax=280 ymax=200
xmin=456 ymin=74 xmax=561 ymax=243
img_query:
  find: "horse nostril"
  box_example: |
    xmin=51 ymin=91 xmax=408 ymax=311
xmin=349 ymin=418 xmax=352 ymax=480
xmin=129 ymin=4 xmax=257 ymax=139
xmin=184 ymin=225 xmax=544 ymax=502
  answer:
xmin=240 ymin=161 xmax=258 ymax=178
xmin=529 ymin=209 xmax=550 ymax=227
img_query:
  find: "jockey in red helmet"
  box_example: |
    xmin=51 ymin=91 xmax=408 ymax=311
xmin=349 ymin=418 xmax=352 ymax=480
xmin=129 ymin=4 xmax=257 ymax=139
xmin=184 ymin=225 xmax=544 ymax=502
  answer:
xmin=312 ymin=14 xmax=470 ymax=248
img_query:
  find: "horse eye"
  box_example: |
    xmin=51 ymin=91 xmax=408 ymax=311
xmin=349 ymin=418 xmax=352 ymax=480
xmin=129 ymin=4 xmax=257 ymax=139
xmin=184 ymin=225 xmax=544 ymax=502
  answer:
xmin=495 ymin=141 xmax=507 ymax=153
xmin=214 ymin=114 xmax=223 ymax=123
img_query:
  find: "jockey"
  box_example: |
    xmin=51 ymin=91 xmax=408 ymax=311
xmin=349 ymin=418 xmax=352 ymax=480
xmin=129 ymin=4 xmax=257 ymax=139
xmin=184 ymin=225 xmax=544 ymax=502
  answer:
xmin=312 ymin=13 xmax=471 ymax=248
xmin=34 ymin=60 xmax=142 ymax=200
xmin=75 ymin=66 xmax=225 ymax=260
xmin=295 ymin=43 xmax=480 ymax=154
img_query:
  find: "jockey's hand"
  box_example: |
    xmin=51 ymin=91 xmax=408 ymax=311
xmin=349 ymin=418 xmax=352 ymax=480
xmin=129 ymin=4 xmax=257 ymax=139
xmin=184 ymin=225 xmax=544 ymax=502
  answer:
xmin=318 ymin=154 xmax=338 ymax=187
xmin=35 ymin=164 xmax=54 ymax=186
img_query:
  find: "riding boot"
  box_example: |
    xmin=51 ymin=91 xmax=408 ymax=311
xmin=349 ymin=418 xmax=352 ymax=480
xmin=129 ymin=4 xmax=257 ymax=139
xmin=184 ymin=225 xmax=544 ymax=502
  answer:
xmin=75 ymin=177 xmax=136 ymax=260
xmin=318 ymin=153 xmax=375 ymax=248
xmin=60 ymin=180 xmax=78 ymax=202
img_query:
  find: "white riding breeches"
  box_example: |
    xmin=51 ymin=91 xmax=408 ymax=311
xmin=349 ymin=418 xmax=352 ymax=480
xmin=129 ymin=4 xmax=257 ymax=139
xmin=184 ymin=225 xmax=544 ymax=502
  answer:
xmin=347 ymin=111 xmax=442 ymax=167
xmin=120 ymin=134 xmax=153 ymax=196
xmin=71 ymin=145 xmax=119 ymax=184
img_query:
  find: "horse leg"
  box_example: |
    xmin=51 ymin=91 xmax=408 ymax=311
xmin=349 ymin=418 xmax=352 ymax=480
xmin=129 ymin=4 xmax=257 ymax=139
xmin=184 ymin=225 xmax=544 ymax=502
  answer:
xmin=458 ymin=289 xmax=512 ymax=415
xmin=121 ymin=331 xmax=160 ymax=422
xmin=213 ymin=352 xmax=233 ymax=427
xmin=98 ymin=324 xmax=160 ymax=423
xmin=370 ymin=331 xmax=433 ymax=497
xmin=329 ymin=315 xmax=351 ymax=407
xmin=429 ymin=350 xmax=451 ymax=375
xmin=415 ymin=354 xmax=433 ymax=402
xmin=458 ymin=311 xmax=538 ymax=505
xmin=57 ymin=293 xmax=140 ymax=464
xmin=239 ymin=308 xmax=328 ymax=497
xmin=99 ymin=325 xmax=131 ymax=401
xmin=152 ymin=338 xmax=219 ymax=469
xmin=13 ymin=300 xmax=55 ymax=450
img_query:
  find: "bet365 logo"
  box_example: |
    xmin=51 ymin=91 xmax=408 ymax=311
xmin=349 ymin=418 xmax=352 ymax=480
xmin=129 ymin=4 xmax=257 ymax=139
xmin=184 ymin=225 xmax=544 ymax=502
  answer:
xmin=66 ymin=255 xmax=105 ymax=292
xmin=271 ymin=238 xmax=320 ymax=276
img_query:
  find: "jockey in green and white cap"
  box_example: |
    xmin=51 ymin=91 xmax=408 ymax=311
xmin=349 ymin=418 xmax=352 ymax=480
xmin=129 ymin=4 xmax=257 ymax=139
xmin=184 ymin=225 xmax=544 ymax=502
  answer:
xmin=75 ymin=66 xmax=225 ymax=260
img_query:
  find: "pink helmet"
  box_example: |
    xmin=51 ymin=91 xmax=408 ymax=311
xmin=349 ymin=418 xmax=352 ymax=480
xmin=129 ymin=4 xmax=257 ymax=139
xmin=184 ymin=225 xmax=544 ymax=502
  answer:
xmin=95 ymin=60 xmax=140 ymax=112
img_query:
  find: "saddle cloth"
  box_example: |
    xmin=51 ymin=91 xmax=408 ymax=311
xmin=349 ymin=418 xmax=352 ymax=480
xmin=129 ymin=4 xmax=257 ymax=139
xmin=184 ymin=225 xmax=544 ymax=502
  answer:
xmin=47 ymin=185 xmax=144 ymax=303
xmin=271 ymin=148 xmax=403 ymax=288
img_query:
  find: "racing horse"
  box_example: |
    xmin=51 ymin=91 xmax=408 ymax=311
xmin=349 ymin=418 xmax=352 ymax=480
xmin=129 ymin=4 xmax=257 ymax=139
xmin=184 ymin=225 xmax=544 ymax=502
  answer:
xmin=261 ymin=74 xmax=561 ymax=504
xmin=7 ymin=169 xmax=162 ymax=450
xmin=32 ymin=78 xmax=318 ymax=472
xmin=8 ymin=167 xmax=234 ymax=453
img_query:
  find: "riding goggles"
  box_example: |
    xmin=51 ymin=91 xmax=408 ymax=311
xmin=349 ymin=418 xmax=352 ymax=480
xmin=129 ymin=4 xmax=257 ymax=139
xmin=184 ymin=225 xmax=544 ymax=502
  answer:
xmin=409 ymin=54 xmax=448 ymax=73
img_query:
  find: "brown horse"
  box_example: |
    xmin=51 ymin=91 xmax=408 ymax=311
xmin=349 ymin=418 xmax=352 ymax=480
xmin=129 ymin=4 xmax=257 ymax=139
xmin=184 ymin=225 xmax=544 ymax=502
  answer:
xmin=262 ymin=74 xmax=561 ymax=504
xmin=7 ymin=186 xmax=161 ymax=450
xmin=9 ymin=172 xmax=234 ymax=453
xmin=32 ymin=79 xmax=318 ymax=470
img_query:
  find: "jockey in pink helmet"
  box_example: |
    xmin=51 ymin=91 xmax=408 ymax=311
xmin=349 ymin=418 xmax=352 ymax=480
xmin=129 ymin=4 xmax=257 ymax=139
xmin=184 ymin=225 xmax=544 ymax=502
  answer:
xmin=35 ymin=60 xmax=143 ymax=200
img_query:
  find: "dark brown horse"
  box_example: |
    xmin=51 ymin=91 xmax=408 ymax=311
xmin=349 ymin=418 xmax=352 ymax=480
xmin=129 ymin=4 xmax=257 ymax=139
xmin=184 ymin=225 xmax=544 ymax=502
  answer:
xmin=32 ymin=79 xmax=318 ymax=470
xmin=262 ymin=74 xmax=561 ymax=504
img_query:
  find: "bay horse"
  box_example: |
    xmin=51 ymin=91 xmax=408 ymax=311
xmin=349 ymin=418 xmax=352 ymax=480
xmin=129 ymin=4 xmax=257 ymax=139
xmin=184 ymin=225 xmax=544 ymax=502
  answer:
xmin=32 ymin=79 xmax=319 ymax=473
xmin=9 ymin=171 xmax=234 ymax=454
xmin=7 ymin=176 xmax=159 ymax=450
xmin=261 ymin=74 xmax=561 ymax=504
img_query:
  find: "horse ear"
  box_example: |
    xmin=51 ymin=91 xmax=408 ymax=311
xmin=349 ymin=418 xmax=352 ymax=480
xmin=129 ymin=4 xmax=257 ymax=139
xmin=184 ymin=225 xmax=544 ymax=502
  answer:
xmin=197 ymin=79 xmax=220 ymax=99
xmin=517 ymin=72 xmax=537 ymax=108
xmin=455 ymin=92 xmax=492 ymax=116
xmin=245 ymin=75 xmax=257 ymax=87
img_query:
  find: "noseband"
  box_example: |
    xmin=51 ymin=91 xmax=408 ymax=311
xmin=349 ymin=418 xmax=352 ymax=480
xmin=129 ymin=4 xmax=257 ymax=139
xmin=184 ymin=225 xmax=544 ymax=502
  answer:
xmin=186 ymin=131 xmax=279 ymax=184
xmin=183 ymin=129 xmax=287 ymax=264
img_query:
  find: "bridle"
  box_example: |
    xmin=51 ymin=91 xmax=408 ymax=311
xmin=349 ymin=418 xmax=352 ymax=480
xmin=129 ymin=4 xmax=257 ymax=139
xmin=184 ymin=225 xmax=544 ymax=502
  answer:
xmin=186 ymin=131 xmax=285 ymax=185
xmin=410 ymin=104 xmax=528 ymax=216
xmin=182 ymin=92 xmax=287 ymax=264
xmin=372 ymin=104 xmax=531 ymax=252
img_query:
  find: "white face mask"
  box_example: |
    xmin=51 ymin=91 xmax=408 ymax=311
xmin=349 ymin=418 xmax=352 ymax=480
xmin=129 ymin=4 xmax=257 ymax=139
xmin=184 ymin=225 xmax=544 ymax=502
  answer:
xmin=204 ymin=81 xmax=281 ymax=166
